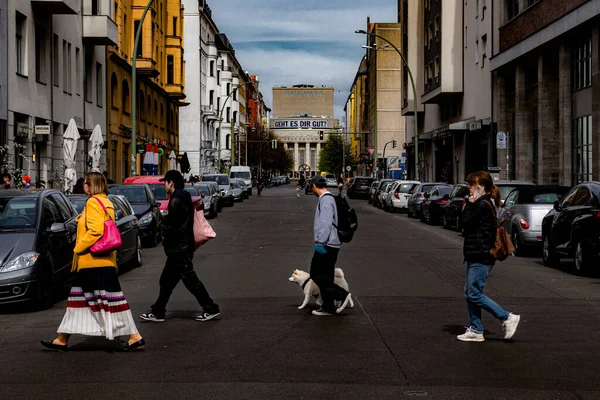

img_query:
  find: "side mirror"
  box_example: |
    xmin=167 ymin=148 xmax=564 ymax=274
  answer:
xmin=50 ymin=222 xmax=66 ymax=233
xmin=115 ymin=210 xmax=124 ymax=220
xmin=553 ymin=200 xmax=561 ymax=212
xmin=153 ymin=202 xmax=161 ymax=208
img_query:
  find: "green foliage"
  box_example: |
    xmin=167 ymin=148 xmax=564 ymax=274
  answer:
xmin=245 ymin=127 xmax=293 ymax=173
xmin=317 ymin=133 xmax=358 ymax=175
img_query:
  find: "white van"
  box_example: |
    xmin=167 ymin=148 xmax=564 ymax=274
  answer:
xmin=230 ymin=166 xmax=252 ymax=196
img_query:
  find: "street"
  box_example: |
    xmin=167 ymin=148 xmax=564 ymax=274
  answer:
xmin=1 ymin=185 xmax=600 ymax=400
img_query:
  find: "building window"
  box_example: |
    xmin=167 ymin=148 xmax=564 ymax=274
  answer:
xmin=507 ymin=0 xmax=519 ymax=20
xmin=35 ymin=24 xmax=47 ymax=83
xmin=482 ymin=0 xmax=487 ymax=20
xmin=475 ymin=40 xmax=479 ymax=64
xmin=167 ymin=55 xmax=174 ymax=84
xmin=209 ymin=90 xmax=214 ymax=106
xmin=53 ymin=34 xmax=59 ymax=85
xmin=481 ymin=34 xmax=487 ymax=67
xmin=434 ymin=57 xmax=440 ymax=83
xmin=111 ymin=73 xmax=118 ymax=108
xmin=172 ymin=17 xmax=177 ymax=36
xmin=122 ymin=80 xmax=130 ymax=114
xmin=233 ymin=111 xmax=237 ymax=123
xmin=226 ymin=107 xmax=230 ymax=122
xmin=434 ymin=15 xmax=440 ymax=42
xmin=226 ymin=83 xmax=231 ymax=95
xmin=85 ymin=51 xmax=92 ymax=102
xmin=67 ymin=43 xmax=72 ymax=93
xmin=226 ymin=134 xmax=230 ymax=150
xmin=91 ymin=0 xmax=99 ymax=15
xmin=572 ymin=37 xmax=592 ymax=91
xmin=16 ymin=12 xmax=26 ymax=76
xmin=217 ymin=70 xmax=220 ymax=85
xmin=428 ymin=23 xmax=433 ymax=48
xmin=573 ymin=116 xmax=593 ymax=183
xmin=134 ymin=21 xmax=143 ymax=58
xmin=210 ymin=61 xmax=214 ymax=76
xmin=63 ymin=40 xmax=68 ymax=92
xmin=96 ymin=63 xmax=103 ymax=106
xmin=75 ymin=47 xmax=81 ymax=95
xmin=233 ymin=89 xmax=237 ymax=101
xmin=217 ymin=98 xmax=220 ymax=114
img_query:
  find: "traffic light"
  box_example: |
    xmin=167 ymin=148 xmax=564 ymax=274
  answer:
xmin=272 ymin=139 xmax=278 ymax=149
xmin=319 ymin=131 xmax=324 ymax=140
xmin=392 ymin=139 xmax=397 ymax=148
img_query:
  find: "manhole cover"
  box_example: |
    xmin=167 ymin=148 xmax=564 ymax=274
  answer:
xmin=403 ymin=391 xmax=428 ymax=397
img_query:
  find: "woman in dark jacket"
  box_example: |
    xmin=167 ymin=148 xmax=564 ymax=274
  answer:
xmin=458 ymin=171 xmax=521 ymax=342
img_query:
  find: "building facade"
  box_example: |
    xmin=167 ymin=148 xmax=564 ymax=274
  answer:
xmin=107 ymin=0 xmax=185 ymax=182
xmin=344 ymin=56 xmax=369 ymax=174
xmin=0 ymin=0 xmax=7 ymax=148
xmin=491 ymin=0 xmax=600 ymax=185
xmin=2 ymin=0 xmax=115 ymax=187
xmin=271 ymin=85 xmax=338 ymax=176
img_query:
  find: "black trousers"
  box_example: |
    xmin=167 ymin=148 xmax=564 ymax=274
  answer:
xmin=151 ymin=252 xmax=219 ymax=316
xmin=310 ymin=246 xmax=348 ymax=313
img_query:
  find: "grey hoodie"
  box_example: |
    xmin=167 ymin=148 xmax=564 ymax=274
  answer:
xmin=314 ymin=192 xmax=341 ymax=248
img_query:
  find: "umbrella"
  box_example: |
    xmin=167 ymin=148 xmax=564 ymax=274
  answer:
xmin=63 ymin=119 xmax=80 ymax=193
xmin=169 ymin=150 xmax=177 ymax=170
xmin=88 ymin=125 xmax=104 ymax=172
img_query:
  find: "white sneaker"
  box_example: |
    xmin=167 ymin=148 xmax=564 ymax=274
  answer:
xmin=457 ymin=327 xmax=485 ymax=342
xmin=503 ymin=313 xmax=521 ymax=339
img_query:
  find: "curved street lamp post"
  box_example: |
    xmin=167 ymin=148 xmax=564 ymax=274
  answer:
xmin=355 ymin=30 xmax=419 ymax=180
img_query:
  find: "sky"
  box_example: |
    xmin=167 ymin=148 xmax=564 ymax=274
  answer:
xmin=207 ymin=0 xmax=397 ymax=123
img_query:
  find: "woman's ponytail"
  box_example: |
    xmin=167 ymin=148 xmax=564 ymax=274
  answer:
xmin=466 ymin=171 xmax=501 ymax=207
xmin=490 ymin=185 xmax=501 ymax=208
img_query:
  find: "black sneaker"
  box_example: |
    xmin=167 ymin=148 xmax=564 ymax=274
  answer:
xmin=196 ymin=311 xmax=220 ymax=322
xmin=140 ymin=312 xmax=165 ymax=322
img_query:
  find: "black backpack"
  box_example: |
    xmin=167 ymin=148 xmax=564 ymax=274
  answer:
xmin=320 ymin=193 xmax=358 ymax=243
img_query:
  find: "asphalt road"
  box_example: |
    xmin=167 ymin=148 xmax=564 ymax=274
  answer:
xmin=1 ymin=184 xmax=599 ymax=400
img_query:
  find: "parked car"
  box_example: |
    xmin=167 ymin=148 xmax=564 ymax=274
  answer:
xmin=0 ymin=189 xmax=77 ymax=307
xmin=108 ymin=184 xmax=162 ymax=247
xmin=541 ymin=182 xmax=600 ymax=274
xmin=204 ymin=181 xmax=224 ymax=211
xmin=230 ymin=180 xmax=244 ymax=202
xmin=194 ymin=183 xmax=219 ymax=219
xmin=378 ymin=181 xmax=397 ymax=210
xmin=230 ymin=166 xmax=252 ymax=196
xmin=201 ymin=174 xmax=234 ymax=207
xmin=384 ymin=180 xmax=420 ymax=212
xmin=368 ymin=182 xmax=379 ymax=204
xmin=373 ymin=179 xmax=395 ymax=208
xmin=231 ymin=178 xmax=250 ymax=199
xmin=347 ymin=177 xmax=374 ymax=199
xmin=494 ymin=180 xmax=536 ymax=205
xmin=420 ymin=185 xmax=453 ymax=224
xmin=325 ymin=174 xmax=338 ymax=188
xmin=407 ymin=182 xmax=439 ymax=218
xmin=68 ymin=194 xmax=143 ymax=270
xmin=124 ymin=176 xmax=169 ymax=215
xmin=183 ymin=185 xmax=207 ymax=212
xmin=442 ymin=183 xmax=470 ymax=230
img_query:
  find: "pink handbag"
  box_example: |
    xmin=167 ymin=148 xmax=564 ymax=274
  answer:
xmin=194 ymin=209 xmax=216 ymax=250
xmin=87 ymin=197 xmax=122 ymax=255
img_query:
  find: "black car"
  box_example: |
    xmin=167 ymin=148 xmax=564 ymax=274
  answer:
xmin=542 ymin=182 xmax=600 ymax=274
xmin=108 ymin=184 xmax=162 ymax=247
xmin=0 ymin=189 xmax=77 ymax=307
xmin=67 ymin=194 xmax=142 ymax=271
xmin=347 ymin=177 xmax=374 ymax=199
xmin=421 ymin=185 xmax=453 ymax=224
xmin=442 ymin=183 xmax=470 ymax=230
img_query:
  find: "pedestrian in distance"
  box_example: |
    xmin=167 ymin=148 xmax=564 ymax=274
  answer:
xmin=41 ymin=172 xmax=145 ymax=352
xmin=309 ymin=176 xmax=352 ymax=316
xmin=2 ymin=172 xmax=12 ymax=189
xmin=21 ymin=175 xmax=35 ymax=189
xmin=457 ymin=171 xmax=520 ymax=342
xmin=140 ymin=170 xmax=220 ymax=323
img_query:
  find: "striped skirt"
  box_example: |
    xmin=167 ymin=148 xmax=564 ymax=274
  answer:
xmin=57 ymin=267 xmax=138 ymax=340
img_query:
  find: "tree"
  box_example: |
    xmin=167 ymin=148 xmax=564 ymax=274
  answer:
xmin=318 ymin=133 xmax=358 ymax=176
xmin=245 ymin=127 xmax=293 ymax=175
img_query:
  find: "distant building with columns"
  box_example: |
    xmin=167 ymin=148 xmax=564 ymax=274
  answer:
xmin=271 ymin=85 xmax=339 ymax=177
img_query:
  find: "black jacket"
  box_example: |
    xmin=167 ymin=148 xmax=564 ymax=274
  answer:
xmin=162 ymin=189 xmax=195 ymax=254
xmin=461 ymin=194 xmax=497 ymax=265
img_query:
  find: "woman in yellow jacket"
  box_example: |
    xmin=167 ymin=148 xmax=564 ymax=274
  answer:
xmin=41 ymin=172 xmax=145 ymax=352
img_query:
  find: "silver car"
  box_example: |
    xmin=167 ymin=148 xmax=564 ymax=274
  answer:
xmin=498 ymin=185 xmax=571 ymax=256
xmin=407 ymin=182 xmax=438 ymax=218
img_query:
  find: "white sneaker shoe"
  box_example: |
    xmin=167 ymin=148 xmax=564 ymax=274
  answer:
xmin=457 ymin=327 xmax=485 ymax=342
xmin=503 ymin=313 xmax=521 ymax=339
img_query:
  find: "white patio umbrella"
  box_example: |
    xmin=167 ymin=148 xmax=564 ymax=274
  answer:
xmin=169 ymin=150 xmax=177 ymax=170
xmin=88 ymin=125 xmax=104 ymax=172
xmin=63 ymin=119 xmax=80 ymax=193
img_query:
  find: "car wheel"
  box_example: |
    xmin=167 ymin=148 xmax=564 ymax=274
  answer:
xmin=542 ymin=235 xmax=560 ymax=266
xmin=573 ymin=240 xmax=590 ymax=275
xmin=152 ymin=228 xmax=159 ymax=247
xmin=131 ymin=235 xmax=143 ymax=268
xmin=36 ymin=274 xmax=54 ymax=310
xmin=213 ymin=204 xmax=218 ymax=218
xmin=511 ymin=228 xmax=522 ymax=257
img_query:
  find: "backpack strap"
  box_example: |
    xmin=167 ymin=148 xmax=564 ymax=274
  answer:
xmin=317 ymin=192 xmax=338 ymax=229
xmin=483 ymin=199 xmax=499 ymax=227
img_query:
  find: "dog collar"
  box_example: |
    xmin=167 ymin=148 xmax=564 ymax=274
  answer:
xmin=302 ymin=277 xmax=312 ymax=290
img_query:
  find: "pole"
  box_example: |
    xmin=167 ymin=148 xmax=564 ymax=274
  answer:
xmin=131 ymin=0 xmax=155 ymax=177
xmin=355 ymin=30 xmax=419 ymax=180
xmin=218 ymin=82 xmax=254 ymax=172
xmin=382 ymin=140 xmax=391 ymax=179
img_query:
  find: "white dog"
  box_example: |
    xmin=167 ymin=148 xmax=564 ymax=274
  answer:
xmin=288 ymin=268 xmax=354 ymax=310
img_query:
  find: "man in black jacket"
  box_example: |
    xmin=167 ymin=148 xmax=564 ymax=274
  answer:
xmin=140 ymin=170 xmax=220 ymax=322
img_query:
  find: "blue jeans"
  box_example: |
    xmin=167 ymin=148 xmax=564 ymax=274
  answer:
xmin=464 ymin=262 xmax=510 ymax=334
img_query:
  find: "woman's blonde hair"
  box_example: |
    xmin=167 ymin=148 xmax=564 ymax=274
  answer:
xmin=85 ymin=172 xmax=108 ymax=196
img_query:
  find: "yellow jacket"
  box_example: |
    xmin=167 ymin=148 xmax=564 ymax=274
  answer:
xmin=72 ymin=194 xmax=117 ymax=272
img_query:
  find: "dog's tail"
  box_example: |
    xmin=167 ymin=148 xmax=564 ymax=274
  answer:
xmin=334 ymin=268 xmax=344 ymax=279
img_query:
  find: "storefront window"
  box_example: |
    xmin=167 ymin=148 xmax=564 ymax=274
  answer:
xmin=573 ymin=116 xmax=592 ymax=184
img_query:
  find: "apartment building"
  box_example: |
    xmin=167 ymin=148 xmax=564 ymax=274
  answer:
xmin=107 ymin=0 xmax=185 ymax=182
xmin=491 ymin=0 xmax=600 ymax=185
xmin=344 ymin=55 xmax=368 ymax=167
xmin=1 ymin=0 xmax=114 ymax=186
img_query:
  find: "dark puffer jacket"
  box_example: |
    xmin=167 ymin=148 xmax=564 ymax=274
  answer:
xmin=162 ymin=189 xmax=195 ymax=255
xmin=461 ymin=194 xmax=497 ymax=265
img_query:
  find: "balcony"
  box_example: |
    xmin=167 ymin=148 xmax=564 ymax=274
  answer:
xmin=166 ymin=83 xmax=185 ymax=100
xmin=134 ymin=58 xmax=159 ymax=78
xmin=83 ymin=15 xmax=118 ymax=46
xmin=31 ymin=0 xmax=78 ymax=14
xmin=202 ymin=105 xmax=217 ymax=120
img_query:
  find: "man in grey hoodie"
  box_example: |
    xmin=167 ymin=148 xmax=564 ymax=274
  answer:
xmin=310 ymin=176 xmax=353 ymax=316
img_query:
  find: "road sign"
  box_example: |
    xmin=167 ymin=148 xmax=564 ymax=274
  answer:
xmin=401 ymin=152 xmax=406 ymax=157
xmin=368 ymin=147 xmax=375 ymax=157
xmin=346 ymin=166 xmax=351 ymax=172
xmin=496 ymin=132 xmax=507 ymax=149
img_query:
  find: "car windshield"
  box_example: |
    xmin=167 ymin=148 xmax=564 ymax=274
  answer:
xmin=231 ymin=171 xmax=250 ymax=179
xmin=147 ymin=184 xmax=168 ymax=200
xmin=203 ymin=175 xmax=229 ymax=185
xmin=231 ymin=181 xmax=240 ymax=189
xmin=184 ymin=187 xmax=198 ymax=196
xmin=354 ymin=178 xmax=372 ymax=186
xmin=236 ymin=180 xmax=247 ymax=188
xmin=69 ymin=198 xmax=87 ymax=213
xmin=195 ymin=186 xmax=211 ymax=196
xmin=497 ymin=186 xmax=518 ymax=200
xmin=109 ymin=186 xmax=150 ymax=203
xmin=420 ymin=184 xmax=435 ymax=193
xmin=0 ymin=197 xmax=38 ymax=229
xmin=399 ymin=183 xmax=418 ymax=193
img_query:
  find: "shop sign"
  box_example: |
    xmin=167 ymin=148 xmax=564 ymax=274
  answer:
xmin=35 ymin=125 xmax=51 ymax=135
xmin=16 ymin=122 xmax=31 ymax=137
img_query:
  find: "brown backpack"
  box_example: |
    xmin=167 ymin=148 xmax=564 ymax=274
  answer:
xmin=484 ymin=200 xmax=515 ymax=261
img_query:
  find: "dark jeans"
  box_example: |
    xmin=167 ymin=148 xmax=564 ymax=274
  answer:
xmin=151 ymin=252 xmax=219 ymax=317
xmin=464 ymin=262 xmax=509 ymax=333
xmin=310 ymin=246 xmax=348 ymax=313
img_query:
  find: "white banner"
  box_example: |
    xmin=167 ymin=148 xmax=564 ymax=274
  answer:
xmin=273 ymin=119 xmax=329 ymax=129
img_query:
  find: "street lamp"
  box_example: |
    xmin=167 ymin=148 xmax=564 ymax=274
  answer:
xmin=355 ymin=29 xmax=420 ymax=180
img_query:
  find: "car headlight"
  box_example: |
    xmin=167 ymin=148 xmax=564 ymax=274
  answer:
xmin=160 ymin=209 xmax=168 ymax=216
xmin=139 ymin=213 xmax=154 ymax=224
xmin=204 ymin=201 xmax=211 ymax=209
xmin=1 ymin=252 xmax=39 ymax=273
